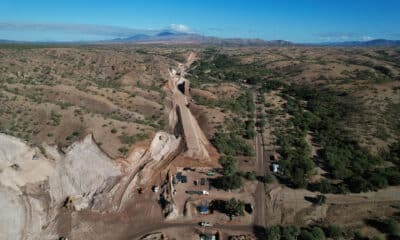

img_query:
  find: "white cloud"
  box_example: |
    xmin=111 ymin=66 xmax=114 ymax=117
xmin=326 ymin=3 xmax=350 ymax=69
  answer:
xmin=169 ymin=24 xmax=191 ymax=33
xmin=0 ymin=21 xmax=157 ymax=38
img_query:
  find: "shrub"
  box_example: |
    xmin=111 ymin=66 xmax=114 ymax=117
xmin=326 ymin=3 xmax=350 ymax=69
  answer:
xmin=244 ymin=171 xmax=257 ymax=181
xmin=48 ymin=110 xmax=61 ymax=126
xmin=282 ymin=226 xmax=301 ymax=240
xmin=220 ymin=155 xmax=238 ymax=176
xmin=347 ymin=176 xmax=370 ymax=193
xmin=315 ymin=179 xmax=333 ymax=193
xmin=245 ymin=120 xmax=256 ymax=139
xmin=384 ymin=219 xmax=400 ymax=237
xmin=301 ymin=227 xmax=326 ymax=240
xmin=212 ymin=132 xmax=253 ymax=156
xmin=118 ymin=147 xmax=129 ymax=155
xmin=118 ymin=132 xmax=148 ymax=145
xmin=262 ymin=173 xmax=275 ymax=183
xmin=326 ymin=225 xmax=342 ymax=240
xmin=267 ymin=225 xmax=281 ymax=240
xmin=311 ymin=227 xmax=325 ymax=240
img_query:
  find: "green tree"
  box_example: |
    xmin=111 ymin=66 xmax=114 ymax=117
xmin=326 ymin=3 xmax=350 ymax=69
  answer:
xmin=245 ymin=120 xmax=256 ymax=139
xmin=219 ymin=175 xmax=242 ymax=190
xmin=245 ymin=171 xmax=257 ymax=181
xmin=348 ymin=176 xmax=370 ymax=193
xmin=301 ymin=227 xmax=325 ymax=240
xmin=220 ymin=155 xmax=237 ymax=176
xmin=311 ymin=227 xmax=325 ymax=240
xmin=316 ymin=179 xmax=333 ymax=194
xmin=282 ymin=226 xmax=301 ymax=240
xmin=368 ymin=173 xmax=388 ymax=189
xmin=224 ymin=198 xmax=245 ymax=220
xmin=326 ymin=225 xmax=342 ymax=240
xmin=267 ymin=225 xmax=281 ymax=240
xmin=384 ymin=219 xmax=400 ymax=237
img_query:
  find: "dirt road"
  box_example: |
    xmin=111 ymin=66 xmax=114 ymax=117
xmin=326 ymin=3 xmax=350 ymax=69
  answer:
xmin=125 ymin=221 xmax=254 ymax=240
xmin=254 ymin=134 xmax=266 ymax=229
xmin=253 ymin=91 xmax=267 ymax=230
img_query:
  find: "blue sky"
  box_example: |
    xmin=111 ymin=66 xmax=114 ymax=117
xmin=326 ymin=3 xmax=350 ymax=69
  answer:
xmin=0 ymin=0 xmax=399 ymax=42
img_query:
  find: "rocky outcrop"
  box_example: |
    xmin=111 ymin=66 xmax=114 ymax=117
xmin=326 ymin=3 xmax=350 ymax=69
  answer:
xmin=48 ymin=134 xmax=121 ymax=210
xmin=0 ymin=133 xmax=122 ymax=239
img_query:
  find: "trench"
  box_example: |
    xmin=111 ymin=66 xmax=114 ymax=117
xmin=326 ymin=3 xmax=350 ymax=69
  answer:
xmin=177 ymin=81 xmax=185 ymax=94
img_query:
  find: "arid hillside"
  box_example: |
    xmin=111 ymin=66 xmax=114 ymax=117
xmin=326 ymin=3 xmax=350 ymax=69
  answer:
xmin=0 ymin=45 xmax=195 ymax=157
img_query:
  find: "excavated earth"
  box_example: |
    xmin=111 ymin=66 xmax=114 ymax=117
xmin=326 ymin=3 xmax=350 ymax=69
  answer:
xmin=0 ymin=54 xmax=218 ymax=240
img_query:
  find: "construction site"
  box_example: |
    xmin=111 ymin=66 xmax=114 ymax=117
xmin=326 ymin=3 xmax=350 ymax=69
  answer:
xmin=0 ymin=52 xmax=259 ymax=240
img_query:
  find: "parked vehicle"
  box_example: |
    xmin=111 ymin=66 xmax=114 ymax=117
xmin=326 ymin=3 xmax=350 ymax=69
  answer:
xmin=199 ymin=221 xmax=212 ymax=227
xmin=183 ymin=167 xmax=195 ymax=171
xmin=152 ymin=185 xmax=159 ymax=192
xmin=200 ymin=178 xmax=206 ymax=185
xmin=176 ymin=172 xmax=182 ymax=181
xmin=181 ymin=175 xmax=188 ymax=183
xmin=185 ymin=190 xmax=209 ymax=195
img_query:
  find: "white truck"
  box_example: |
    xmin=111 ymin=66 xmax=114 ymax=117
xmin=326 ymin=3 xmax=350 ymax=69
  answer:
xmin=199 ymin=222 xmax=213 ymax=227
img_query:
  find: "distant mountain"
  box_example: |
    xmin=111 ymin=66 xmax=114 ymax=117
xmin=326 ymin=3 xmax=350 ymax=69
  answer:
xmin=0 ymin=39 xmax=19 ymax=43
xmin=108 ymin=31 xmax=293 ymax=46
xmin=116 ymin=34 xmax=151 ymax=41
xmin=312 ymin=39 xmax=400 ymax=47
xmin=156 ymin=31 xmax=185 ymax=37
xmin=1 ymin=32 xmax=399 ymax=47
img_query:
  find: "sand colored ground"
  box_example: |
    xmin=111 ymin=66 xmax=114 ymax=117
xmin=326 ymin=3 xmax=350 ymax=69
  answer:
xmin=265 ymin=184 xmax=400 ymax=227
xmin=167 ymin=61 xmax=214 ymax=161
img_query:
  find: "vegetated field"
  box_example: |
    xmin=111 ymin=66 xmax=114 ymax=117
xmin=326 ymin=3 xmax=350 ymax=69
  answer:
xmin=187 ymin=46 xmax=400 ymax=193
xmin=0 ymin=44 xmax=194 ymax=157
xmin=186 ymin=46 xmax=400 ymax=238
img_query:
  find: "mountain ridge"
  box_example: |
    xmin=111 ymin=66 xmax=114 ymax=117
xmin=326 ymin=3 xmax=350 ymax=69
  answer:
xmin=0 ymin=31 xmax=399 ymax=46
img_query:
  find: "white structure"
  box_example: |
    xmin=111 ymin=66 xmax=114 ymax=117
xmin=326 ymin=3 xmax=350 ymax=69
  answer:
xmin=272 ymin=163 xmax=279 ymax=173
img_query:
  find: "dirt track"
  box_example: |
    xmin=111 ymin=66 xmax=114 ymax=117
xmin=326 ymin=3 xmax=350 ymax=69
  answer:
xmin=254 ymin=134 xmax=266 ymax=229
xmin=252 ymin=90 xmax=267 ymax=231
xmin=125 ymin=222 xmax=255 ymax=240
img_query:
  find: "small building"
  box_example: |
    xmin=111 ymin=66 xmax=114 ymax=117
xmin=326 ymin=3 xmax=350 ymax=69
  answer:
xmin=272 ymin=163 xmax=279 ymax=173
xmin=198 ymin=205 xmax=209 ymax=214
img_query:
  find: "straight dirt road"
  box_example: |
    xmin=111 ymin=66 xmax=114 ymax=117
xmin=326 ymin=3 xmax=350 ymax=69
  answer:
xmin=254 ymin=133 xmax=266 ymax=229
xmin=253 ymin=91 xmax=267 ymax=230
